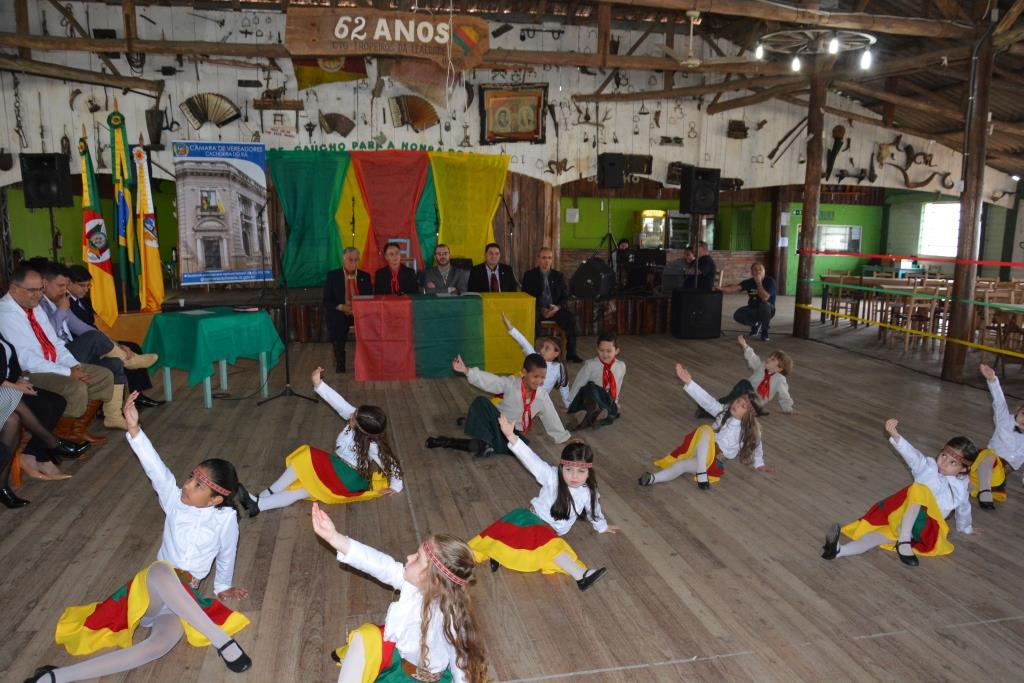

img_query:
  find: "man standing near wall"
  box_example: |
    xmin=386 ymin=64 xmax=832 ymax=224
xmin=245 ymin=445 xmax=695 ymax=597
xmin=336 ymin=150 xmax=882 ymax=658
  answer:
xmin=520 ymin=247 xmax=582 ymax=362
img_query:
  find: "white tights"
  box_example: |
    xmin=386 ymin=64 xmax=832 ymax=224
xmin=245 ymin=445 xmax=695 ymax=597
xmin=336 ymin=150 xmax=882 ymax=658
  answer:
xmin=976 ymin=457 xmax=995 ymax=504
xmin=257 ymin=465 xmax=311 ymax=511
xmin=337 ymin=631 xmax=367 ymax=683
xmin=650 ymin=431 xmax=710 ymax=485
xmin=47 ymin=562 xmax=240 ymax=682
xmin=837 ymin=504 xmax=921 ymax=559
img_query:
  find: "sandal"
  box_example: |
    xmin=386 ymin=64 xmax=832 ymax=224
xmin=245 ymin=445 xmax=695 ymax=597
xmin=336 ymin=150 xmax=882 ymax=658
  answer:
xmin=216 ymin=638 xmax=252 ymax=673
xmin=895 ymin=541 xmax=919 ymax=567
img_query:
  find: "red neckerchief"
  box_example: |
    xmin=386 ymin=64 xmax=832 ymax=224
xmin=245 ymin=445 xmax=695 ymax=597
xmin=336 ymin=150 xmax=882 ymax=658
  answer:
xmin=601 ymin=359 xmax=618 ymax=401
xmin=520 ymin=379 xmax=536 ymax=434
xmin=344 ymin=269 xmax=357 ymax=304
xmin=757 ymin=369 xmax=772 ymax=401
xmin=25 ymin=307 xmax=56 ymax=362
xmin=390 ymin=267 xmax=400 ymax=295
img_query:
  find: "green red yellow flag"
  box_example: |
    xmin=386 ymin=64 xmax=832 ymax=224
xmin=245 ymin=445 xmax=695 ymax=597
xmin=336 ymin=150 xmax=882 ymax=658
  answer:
xmin=78 ymin=136 xmax=118 ymax=327
xmin=132 ymin=144 xmax=165 ymax=312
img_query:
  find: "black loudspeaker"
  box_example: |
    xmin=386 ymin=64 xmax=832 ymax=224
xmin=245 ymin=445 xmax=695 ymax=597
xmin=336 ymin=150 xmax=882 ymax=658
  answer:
xmin=597 ymin=153 xmax=625 ymax=189
xmin=679 ymin=164 xmax=720 ymax=214
xmin=20 ymin=153 xmax=73 ymax=209
xmin=670 ymin=288 xmax=722 ymax=339
xmin=571 ymin=257 xmax=616 ymax=299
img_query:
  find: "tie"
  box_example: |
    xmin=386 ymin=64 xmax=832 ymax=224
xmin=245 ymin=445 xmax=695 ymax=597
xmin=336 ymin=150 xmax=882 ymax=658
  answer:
xmin=391 ymin=269 xmax=400 ymax=295
xmin=489 ymin=270 xmax=499 ymax=292
xmin=345 ymin=272 xmax=356 ymax=306
xmin=757 ymin=369 xmax=772 ymax=401
xmin=601 ymin=360 xmax=618 ymax=401
xmin=25 ymin=308 xmax=57 ymax=362
xmin=542 ymin=274 xmax=552 ymax=308
xmin=520 ymin=380 xmax=535 ymax=434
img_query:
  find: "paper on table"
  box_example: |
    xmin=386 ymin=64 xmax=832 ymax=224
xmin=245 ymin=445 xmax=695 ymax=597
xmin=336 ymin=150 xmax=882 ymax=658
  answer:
xmin=179 ymin=309 xmax=215 ymax=316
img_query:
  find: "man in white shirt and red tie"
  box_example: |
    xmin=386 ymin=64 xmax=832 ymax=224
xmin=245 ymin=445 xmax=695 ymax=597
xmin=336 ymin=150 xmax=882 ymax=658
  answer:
xmin=467 ymin=242 xmax=518 ymax=293
xmin=0 ymin=265 xmax=123 ymax=443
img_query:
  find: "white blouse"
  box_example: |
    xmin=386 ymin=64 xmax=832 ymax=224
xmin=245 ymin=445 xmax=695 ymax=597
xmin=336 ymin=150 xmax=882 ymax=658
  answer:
xmin=985 ymin=377 xmax=1024 ymax=470
xmin=889 ymin=435 xmax=972 ymax=534
xmin=126 ymin=430 xmax=239 ymax=595
xmin=315 ymin=382 xmax=402 ymax=492
xmin=507 ymin=326 xmax=571 ymax=407
xmin=684 ymin=380 xmax=766 ymax=469
xmin=509 ymin=438 xmax=608 ymax=536
xmin=336 ymin=539 xmax=467 ymax=683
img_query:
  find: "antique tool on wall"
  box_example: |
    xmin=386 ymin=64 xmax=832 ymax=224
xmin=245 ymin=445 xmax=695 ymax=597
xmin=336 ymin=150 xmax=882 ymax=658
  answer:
xmin=887 ymin=163 xmax=955 ymax=189
xmin=304 ymin=120 xmax=316 ymax=142
xmin=38 ymin=92 xmax=47 ymax=152
xmin=0 ymin=149 xmax=13 ymax=172
xmin=187 ymin=11 xmax=225 ymax=27
xmin=180 ymin=93 xmax=242 ymax=129
xmin=388 ymin=95 xmax=439 ymax=132
xmin=876 ymin=134 xmax=902 ymax=165
xmin=319 ymin=111 xmax=355 ymax=137
xmin=12 ymin=75 xmax=28 ymax=148
xmin=770 ymin=120 xmax=807 ymax=168
xmin=87 ymin=95 xmax=101 ymax=113
xmin=61 ymin=126 xmax=71 ymax=158
xmin=823 ymin=124 xmax=846 ymax=180
xmin=767 ymin=116 xmax=806 ymax=161
xmin=93 ymin=121 xmax=107 ymax=169
xmin=69 ymin=88 xmax=82 ymax=111
xmin=867 ymin=153 xmax=878 ymax=183
xmin=727 ymin=120 xmax=748 ymax=139
xmin=459 ymin=123 xmax=472 ymax=147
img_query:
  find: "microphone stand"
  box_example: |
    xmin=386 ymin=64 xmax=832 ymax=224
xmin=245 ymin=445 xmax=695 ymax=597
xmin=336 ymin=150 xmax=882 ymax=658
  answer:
xmin=499 ymin=192 xmax=517 ymax=282
xmin=256 ymin=202 xmax=269 ymax=307
xmin=258 ymin=219 xmax=316 ymax=406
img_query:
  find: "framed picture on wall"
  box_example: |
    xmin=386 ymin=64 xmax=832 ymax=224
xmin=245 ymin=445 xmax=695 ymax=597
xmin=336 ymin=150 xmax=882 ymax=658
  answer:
xmin=478 ymin=84 xmax=547 ymax=145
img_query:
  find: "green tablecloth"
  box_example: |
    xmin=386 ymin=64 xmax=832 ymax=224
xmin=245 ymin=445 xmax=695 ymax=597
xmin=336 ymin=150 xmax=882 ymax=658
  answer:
xmin=143 ymin=308 xmax=285 ymax=387
xmin=411 ymin=294 xmax=484 ymax=377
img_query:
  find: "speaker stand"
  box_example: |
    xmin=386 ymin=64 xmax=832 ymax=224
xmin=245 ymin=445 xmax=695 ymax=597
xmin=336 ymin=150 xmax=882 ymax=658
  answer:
xmin=48 ymin=207 xmax=60 ymax=261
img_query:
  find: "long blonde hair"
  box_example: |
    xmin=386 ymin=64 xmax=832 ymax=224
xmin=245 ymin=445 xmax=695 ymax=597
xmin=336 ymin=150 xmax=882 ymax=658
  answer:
xmin=417 ymin=534 xmax=488 ymax=683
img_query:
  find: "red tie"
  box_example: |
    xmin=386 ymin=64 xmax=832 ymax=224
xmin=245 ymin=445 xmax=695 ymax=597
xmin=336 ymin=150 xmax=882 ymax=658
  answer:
xmin=520 ymin=380 xmax=535 ymax=434
xmin=25 ymin=307 xmax=57 ymax=362
xmin=757 ymin=369 xmax=772 ymax=401
xmin=601 ymin=360 xmax=618 ymax=401
xmin=391 ymin=269 xmax=400 ymax=295
xmin=489 ymin=270 xmax=499 ymax=292
xmin=345 ymin=272 xmax=356 ymax=305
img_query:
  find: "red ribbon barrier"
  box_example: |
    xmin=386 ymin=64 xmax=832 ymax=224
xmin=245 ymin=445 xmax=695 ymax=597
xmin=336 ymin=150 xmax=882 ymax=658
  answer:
xmin=797 ymin=249 xmax=1024 ymax=268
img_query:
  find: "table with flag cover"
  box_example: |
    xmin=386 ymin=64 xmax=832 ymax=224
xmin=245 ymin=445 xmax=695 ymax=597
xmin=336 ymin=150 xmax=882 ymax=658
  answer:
xmin=480 ymin=292 xmax=536 ymax=375
xmin=143 ymin=308 xmax=284 ymax=406
xmin=353 ymin=296 xmax=416 ymax=382
xmin=411 ymin=294 xmax=484 ymax=377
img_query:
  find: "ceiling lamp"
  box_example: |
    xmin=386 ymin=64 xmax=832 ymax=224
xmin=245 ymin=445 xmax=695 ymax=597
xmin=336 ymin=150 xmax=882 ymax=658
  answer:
xmin=754 ymin=43 xmax=764 ymax=60
xmin=757 ymin=28 xmax=876 ymax=68
xmin=860 ymin=48 xmax=872 ymax=70
xmin=791 ymin=55 xmax=802 ymax=72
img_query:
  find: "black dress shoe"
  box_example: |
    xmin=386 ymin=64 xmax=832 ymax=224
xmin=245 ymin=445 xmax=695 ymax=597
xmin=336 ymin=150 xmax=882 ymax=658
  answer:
xmin=55 ymin=439 xmax=91 ymax=458
xmin=24 ymin=664 xmax=56 ymax=682
xmin=1 ymin=486 xmax=30 ymax=509
xmin=821 ymin=523 xmax=840 ymax=560
xmin=134 ymin=394 xmax=164 ymax=408
xmin=236 ymin=485 xmax=260 ymax=518
xmin=576 ymin=567 xmax=607 ymax=591
xmin=489 ymin=558 xmax=500 ymax=572
xmin=978 ymin=488 xmax=996 ymax=510
xmin=216 ymin=638 xmax=252 ymax=673
xmin=895 ymin=541 xmax=919 ymax=567
xmin=330 ymin=649 xmax=342 ymax=664
xmin=696 ymin=473 xmax=710 ymax=490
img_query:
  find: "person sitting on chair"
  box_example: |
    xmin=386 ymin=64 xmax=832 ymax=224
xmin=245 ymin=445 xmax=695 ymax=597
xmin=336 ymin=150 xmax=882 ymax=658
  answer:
xmin=420 ymin=244 xmax=469 ymax=294
xmin=520 ymin=247 xmax=582 ymax=363
xmin=324 ymin=247 xmax=373 ymax=374
xmin=685 ymin=242 xmax=717 ymax=291
xmin=468 ymin=242 xmax=518 ymax=293
xmin=721 ymin=262 xmax=777 ymax=342
xmin=373 ymin=242 xmax=418 ymax=295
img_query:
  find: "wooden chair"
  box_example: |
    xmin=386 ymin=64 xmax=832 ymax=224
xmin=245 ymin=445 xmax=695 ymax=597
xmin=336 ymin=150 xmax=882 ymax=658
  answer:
xmin=539 ymin=320 xmax=567 ymax=361
xmin=829 ymin=276 xmax=859 ymax=326
xmin=903 ymin=286 xmax=940 ymax=352
xmin=995 ymin=311 xmax=1024 ymax=378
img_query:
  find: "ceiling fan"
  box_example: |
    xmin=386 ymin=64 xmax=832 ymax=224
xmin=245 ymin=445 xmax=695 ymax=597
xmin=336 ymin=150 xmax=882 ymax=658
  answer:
xmin=661 ymin=10 xmax=703 ymax=68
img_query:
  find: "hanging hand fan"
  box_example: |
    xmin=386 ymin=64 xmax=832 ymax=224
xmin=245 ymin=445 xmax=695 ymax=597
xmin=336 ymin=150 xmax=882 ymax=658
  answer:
xmin=179 ymin=93 xmax=242 ymax=130
xmin=319 ymin=111 xmax=356 ymax=137
xmin=660 ymin=11 xmax=703 ymax=68
xmin=388 ymin=95 xmax=440 ymax=132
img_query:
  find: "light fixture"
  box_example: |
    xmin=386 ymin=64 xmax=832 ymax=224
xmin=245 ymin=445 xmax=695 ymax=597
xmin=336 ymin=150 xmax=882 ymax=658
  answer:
xmin=1013 ymin=174 xmax=1021 ymax=182
xmin=754 ymin=43 xmax=764 ymax=60
xmin=791 ymin=55 xmax=802 ymax=72
xmin=860 ymin=48 xmax=872 ymax=70
xmin=828 ymin=36 xmax=839 ymax=54
xmin=756 ymin=28 xmax=876 ymax=69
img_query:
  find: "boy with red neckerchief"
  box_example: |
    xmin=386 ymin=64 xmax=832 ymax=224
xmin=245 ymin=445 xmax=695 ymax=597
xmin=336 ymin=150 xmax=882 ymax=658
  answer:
xmin=566 ymin=331 xmax=626 ymax=430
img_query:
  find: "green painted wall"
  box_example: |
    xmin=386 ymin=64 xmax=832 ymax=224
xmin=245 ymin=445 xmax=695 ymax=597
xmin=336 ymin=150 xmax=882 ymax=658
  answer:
xmin=716 ymin=201 xmax=772 ymax=251
xmin=784 ymin=202 xmax=884 ymax=296
xmin=558 ymin=197 xmax=681 ymax=249
xmin=6 ymin=178 xmax=178 ymax=268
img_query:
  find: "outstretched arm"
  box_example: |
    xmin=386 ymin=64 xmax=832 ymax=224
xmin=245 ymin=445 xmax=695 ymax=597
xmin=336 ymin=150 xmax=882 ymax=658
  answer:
xmin=505 ymin=315 xmax=537 ymax=355
xmin=501 ymin=416 xmax=557 ymax=487
xmin=312 ymin=503 xmax=405 ymax=589
xmin=312 ymin=367 xmax=357 ymax=419
xmin=676 ymin=364 xmax=724 ymax=418
xmin=885 ymin=418 xmax=930 ymax=479
xmin=981 ymin=363 xmax=1014 ymax=433
xmin=123 ymin=391 xmax=179 ymax=512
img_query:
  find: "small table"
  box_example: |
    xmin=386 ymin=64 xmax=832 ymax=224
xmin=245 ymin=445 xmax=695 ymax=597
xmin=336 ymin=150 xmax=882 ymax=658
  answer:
xmin=143 ymin=308 xmax=285 ymax=408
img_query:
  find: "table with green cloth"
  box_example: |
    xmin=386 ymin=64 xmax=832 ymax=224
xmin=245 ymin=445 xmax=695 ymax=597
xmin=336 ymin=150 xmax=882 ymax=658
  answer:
xmin=411 ymin=294 xmax=484 ymax=377
xmin=142 ymin=308 xmax=285 ymax=408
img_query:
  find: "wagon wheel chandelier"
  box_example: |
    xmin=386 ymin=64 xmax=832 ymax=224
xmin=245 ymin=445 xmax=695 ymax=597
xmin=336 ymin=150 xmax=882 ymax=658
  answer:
xmin=754 ymin=28 xmax=877 ymax=72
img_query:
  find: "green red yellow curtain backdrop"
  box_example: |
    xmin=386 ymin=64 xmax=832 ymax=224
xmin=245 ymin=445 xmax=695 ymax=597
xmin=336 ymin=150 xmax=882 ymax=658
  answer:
xmin=267 ymin=150 xmax=509 ymax=287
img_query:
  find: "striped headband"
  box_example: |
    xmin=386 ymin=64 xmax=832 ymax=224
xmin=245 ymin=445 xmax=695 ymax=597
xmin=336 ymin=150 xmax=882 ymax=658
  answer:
xmin=192 ymin=467 xmax=231 ymax=497
xmin=560 ymin=460 xmax=593 ymax=468
xmin=422 ymin=542 xmax=468 ymax=587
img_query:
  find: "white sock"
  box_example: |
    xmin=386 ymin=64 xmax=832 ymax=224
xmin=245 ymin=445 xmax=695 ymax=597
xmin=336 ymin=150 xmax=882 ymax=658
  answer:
xmin=264 ymin=465 xmax=299 ymax=496
xmin=257 ymin=487 xmax=311 ymax=512
xmin=836 ymin=531 xmax=889 ymax=558
xmin=553 ymin=551 xmax=585 ymax=581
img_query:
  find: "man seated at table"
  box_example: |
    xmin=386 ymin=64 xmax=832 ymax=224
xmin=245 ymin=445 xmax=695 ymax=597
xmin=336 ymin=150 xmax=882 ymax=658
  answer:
xmin=373 ymin=241 xmax=419 ymax=295
xmin=49 ymin=263 xmax=162 ymax=408
xmin=686 ymin=242 xmax=717 ymax=290
xmin=324 ymin=247 xmax=373 ymax=373
xmin=468 ymin=242 xmax=518 ymax=293
xmin=721 ymin=262 xmax=777 ymax=342
xmin=520 ymin=247 xmax=582 ymax=363
xmin=0 ymin=265 xmax=124 ymax=441
xmin=420 ymin=243 xmax=469 ymax=294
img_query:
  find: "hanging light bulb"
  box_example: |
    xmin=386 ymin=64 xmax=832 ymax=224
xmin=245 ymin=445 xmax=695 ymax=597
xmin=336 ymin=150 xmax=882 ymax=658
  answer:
xmin=860 ymin=48 xmax=872 ymax=70
xmin=828 ymin=36 xmax=839 ymax=54
xmin=754 ymin=43 xmax=764 ymax=60
xmin=791 ymin=55 xmax=802 ymax=72
xmin=1013 ymin=174 xmax=1021 ymax=182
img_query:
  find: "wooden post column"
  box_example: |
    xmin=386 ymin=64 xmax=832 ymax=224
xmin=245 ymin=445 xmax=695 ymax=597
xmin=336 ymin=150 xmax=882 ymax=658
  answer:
xmin=941 ymin=29 xmax=994 ymax=381
xmin=794 ymin=67 xmax=826 ymax=339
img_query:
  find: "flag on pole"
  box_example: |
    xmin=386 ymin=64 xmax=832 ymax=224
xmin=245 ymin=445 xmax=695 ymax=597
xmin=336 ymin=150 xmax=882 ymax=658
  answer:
xmin=108 ymin=110 xmax=139 ymax=308
xmin=78 ymin=135 xmax=118 ymax=327
xmin=133 ymin=144 xmax=165 ymax=312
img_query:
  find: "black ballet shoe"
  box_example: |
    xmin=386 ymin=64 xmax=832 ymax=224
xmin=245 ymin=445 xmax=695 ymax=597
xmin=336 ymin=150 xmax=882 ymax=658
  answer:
xmin=216 ymin=638 xmax=252 ymax=673
xmin=696 ymin=473 xmax=710 ymax=490
xmin=330 ymin=649 xmax=342 ymax=664
xmin=638 ymin=472 xmax=655 ymax=487
xmin=1 ymin=486 xmax=30 ymax=509
xmin=425 ymin=437 xmax=443 ymax=449
xmin=24 ymin=665 xmax=57 ymax=683
xmin=576 ymin=567 xmax=607 ymax=591
xmin=489 ymin=558 xmax=500 ymax=572
xmin=821 ymin=523 xmax=840 ymax=560
xmin=978 ymin=489 xmax=996 ymax=510
xmin=895 ymin=541 xmax=919 ymax=567
xmin=55 ymin=438 xmax=91 ymax=458
xmin=236 ymin=484 xmax=260 ymax=518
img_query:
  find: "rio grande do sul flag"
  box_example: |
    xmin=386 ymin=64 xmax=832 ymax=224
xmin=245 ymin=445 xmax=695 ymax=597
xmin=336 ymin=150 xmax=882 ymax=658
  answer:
xmin=133 ymin=144 xmax=165 ymax=312
xmin=78 ymin=135 xmax=118 ymax=327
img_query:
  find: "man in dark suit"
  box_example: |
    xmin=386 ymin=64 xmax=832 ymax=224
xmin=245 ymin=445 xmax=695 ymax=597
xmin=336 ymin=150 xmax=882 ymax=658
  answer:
xmin=373 ymin=242 xmax=419 ymax=296
xmin=520 ymin=247 xmax=582 ymax=362
xmin=420 ymin=243 xmax=470 ymax=294
xmin=467 ymin=242 xmax=518 ymax=293
xmin=324 ymin=247 xmax=373 ymax=373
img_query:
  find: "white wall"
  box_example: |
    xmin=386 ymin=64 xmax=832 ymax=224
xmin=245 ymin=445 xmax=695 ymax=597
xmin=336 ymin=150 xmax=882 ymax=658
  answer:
xmin=0 ymin=2 xmax=1016 ymax=209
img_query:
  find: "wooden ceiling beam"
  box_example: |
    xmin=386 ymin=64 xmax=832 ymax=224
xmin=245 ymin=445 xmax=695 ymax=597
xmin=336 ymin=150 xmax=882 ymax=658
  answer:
xmin=575 ymin=74 xmax=800 ymax=102
xmin=931 ymin=0 xmax=970 ymax=21
xmin=601 ymin=0 xmax=974 ymax=40
xmin=0 ymin=54 xmax=163 ymax=94
xmin=47 ymin=0 xmax=123 ymax=77
xmin=15 ymin=0 xmax=29 ymax=59
xmin=0 ymin=31 xmax=289 ymax=59
xmin=997 ymin=0 xmax=1024 ymax=34
xmin=706 ymin=79 xmax=809 ymax=114
xmin=594 ymin=20 xmax=658 ymax=95
xmin=482 ymin=48 xmax=790 ymax=74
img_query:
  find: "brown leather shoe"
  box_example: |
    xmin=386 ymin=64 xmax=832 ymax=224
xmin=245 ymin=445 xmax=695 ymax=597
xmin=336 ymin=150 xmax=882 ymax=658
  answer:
xmin=70 ymin=401 xmax=108 ymax=445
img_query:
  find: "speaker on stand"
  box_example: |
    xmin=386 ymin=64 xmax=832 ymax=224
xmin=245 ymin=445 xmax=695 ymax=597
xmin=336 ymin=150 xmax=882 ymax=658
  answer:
xmin=679 ymin=164 xmax=720 ymax=215
xmin=20 ymin=153 xmax=73 ymax=261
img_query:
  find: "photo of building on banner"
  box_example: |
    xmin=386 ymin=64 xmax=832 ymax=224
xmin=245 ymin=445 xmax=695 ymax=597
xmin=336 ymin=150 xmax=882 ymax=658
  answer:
xmin=171 ymin=141 xmax=273 ymax=286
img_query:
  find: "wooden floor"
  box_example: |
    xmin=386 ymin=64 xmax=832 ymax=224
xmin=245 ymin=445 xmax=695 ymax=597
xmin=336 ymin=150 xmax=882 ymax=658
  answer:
xmin=3 ymin=321 xmax=1024 ymax=682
